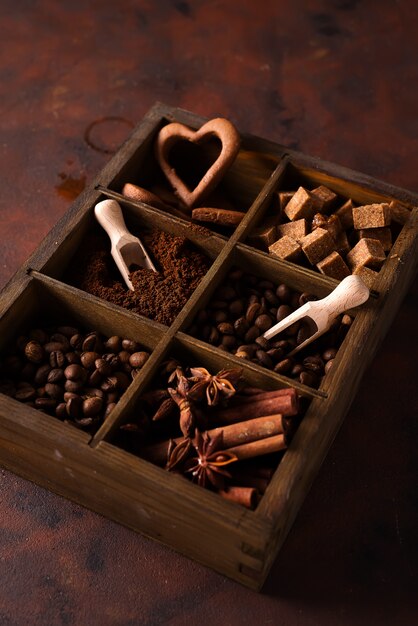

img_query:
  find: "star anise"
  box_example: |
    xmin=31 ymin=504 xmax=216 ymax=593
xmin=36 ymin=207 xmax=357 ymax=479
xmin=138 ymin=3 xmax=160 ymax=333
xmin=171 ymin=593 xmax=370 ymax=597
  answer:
xmin=167 ymin=375 xmax=195 ymax=437
xmin=187 ymin=367 xmax=242 ymax=406
xmin=185 ymin=429 xmax=238 ymax=489
xmin=166 ymin=437 xmax=193 ymax=471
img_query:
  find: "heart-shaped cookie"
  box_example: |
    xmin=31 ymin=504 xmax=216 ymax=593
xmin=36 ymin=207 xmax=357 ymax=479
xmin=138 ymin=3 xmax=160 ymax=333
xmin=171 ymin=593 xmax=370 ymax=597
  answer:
xmin=155 ymin=118 xmax=240 ymax=210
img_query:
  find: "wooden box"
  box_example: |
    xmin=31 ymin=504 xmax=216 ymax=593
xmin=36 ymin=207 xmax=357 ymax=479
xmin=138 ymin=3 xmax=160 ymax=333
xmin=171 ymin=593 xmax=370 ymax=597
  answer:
xmin=0 ymin=103 xmax=416 ymax=590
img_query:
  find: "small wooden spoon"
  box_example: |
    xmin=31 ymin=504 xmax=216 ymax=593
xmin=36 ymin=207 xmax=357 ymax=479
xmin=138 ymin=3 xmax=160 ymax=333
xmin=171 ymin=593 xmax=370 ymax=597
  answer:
xmin=263 ymin=275 xmax=370 ymax=355
xmin=94 ymin=199 xmax=156 ymax=291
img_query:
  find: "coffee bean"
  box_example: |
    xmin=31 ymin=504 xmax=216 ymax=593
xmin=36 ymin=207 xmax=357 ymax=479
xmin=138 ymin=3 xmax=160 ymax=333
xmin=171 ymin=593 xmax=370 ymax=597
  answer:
xmin=285 ymin=321 xmax=300 ymax=337
xmin=66 ymin=396 xmax=83 ymax=419
xmin=276 ymin=305 xmax=292 ymax=323
xmin=70 ymin=334 xmax=84 ymax=350
xmin=212 ymin=310 xmax=228 ymax=324
xmin=0 ymin=380 xmax=16 ymax=397
xmin=244 ymin=326 xmax=260 ymax=343
xmin=217 ymin=322 xmax=234 ymax=335
xmin=129 ymin=352 xmax=149 ymax=369
xmin=255 ymin=335 xmax=269 ymax=350
xmin=83 ymin=396 xmax=103 ymax=417
xmin=196 ymin=310 xmax=208 ymax=324
xmin=50 ymin=333 xmax=70 ymax=350
xmin=34 ymin=364 xmax=52 ymax=386
xmin=36 ymin=386 xmax=47 ymax=398
xmin=255 ymin=314 xmax=272 ymax=332
xmin=264 ymin=289 xmax=279 ymax=306
xmin=267 ymin=348 xmax=284 ymax=362
xmin=47 ymin=368 xmax=65 ymax=384
xmin=114 ymin=372 xmax=131 ymax=391
xmin=84 ymin=388 xmax=105 ymax=399
xmin=64 ymin=380 xmax=84 ymax=393
xmin=299 ymin=371 xmax=319 ymax=387
xmin=55 ymin=402 xmax=67 ymax=419
xmin=88 ymin=369 xmax=102 ymax=387
xmin=95 ymin=358 xmax=112 ymax=377
xmin=323 ymin=348 xmax=337 ymax=361
xmin=101 ymin=376 xmax=118 ymax=392
xmin=29 ymin=329 xmax=49 ymax=344
xmin=64 ymin=364 xmax=86 ymax=382
xmin=299 ymin=292 xmax=317 ymax=306
xmin=49 ymin=350 xmax=65 ymax=369
xmin=45 ymin=383 xmax=64 ymax=400
xmin=221 ymin=335 xmax=237 ymax=350
xmin=121 ymin=339 xmax=140 ymax=353
xmin=118 ymin=351 xmax=131 ymax=365
xmin=44 ymin=341 xmax=66 ymax=353
xmin=229 ymin=299 xmax=244 ymax=316
xmin=24 ymin=341 xmax=44 ymax=364
xmin=234 ymin=317 xmax=249 ymax=337
xmin=211 ymin=300 xmax=228 ymax=310
xmin=65 ymin=352 xmax=80 ymax=365
xmin=274 ymin=358 xmax=293 ymax=374
xmin=228 ymin=268 xmax=243 ymax=281
xmin=15 ymin=384 xmax=36 ymax=401
xmin=80 ymin=352 xmax=100 ymax=370
xmin=208 ymin=327 xmax=219 ymax=345
xmin=291 ymin=364 xmax=304 ymax=377
xmin=103 ymin=354 xmax=121 ymax=369
xmin=63 ymin=392 xmax=79 ymax=402
xmin=57 ymin=326 xmax=79 ymax=338
xmin=246 ymin=302 xmax=262 ymax=324
xmin=34 ymin=397 xmax=57 ymax=412
xmin=217 ymin=286 xmax=236 ymax=301
xmin=259 ymin=280 xmax=275 ymax=290
xmin=236 ymin=344 xmax=257 ymax=358
xmin=83 ymin=332 xmax=102 ymax=352
xmin=105 ymin=336 xmax=122 ymax=353
xmin=236 ymin=350 xmax=251 ymax=360
xmin=255 ymin=350 xmax=273 ymax=369
xmin=276 ymin=284 xmax=291 ymax=302
xmin=297 ymin=323 xmax=312 ymax=345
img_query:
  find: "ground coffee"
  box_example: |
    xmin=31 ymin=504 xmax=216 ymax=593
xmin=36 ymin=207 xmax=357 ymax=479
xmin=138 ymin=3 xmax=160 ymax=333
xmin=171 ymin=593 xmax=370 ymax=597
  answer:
xmin=66 ymin=229 xmax=211 ymax=326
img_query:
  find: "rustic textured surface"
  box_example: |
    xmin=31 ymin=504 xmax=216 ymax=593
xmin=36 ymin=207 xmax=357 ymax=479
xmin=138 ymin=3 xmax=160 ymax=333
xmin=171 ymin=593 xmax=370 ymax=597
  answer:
xmin=0 ymin=1 xmax=417 ymax=624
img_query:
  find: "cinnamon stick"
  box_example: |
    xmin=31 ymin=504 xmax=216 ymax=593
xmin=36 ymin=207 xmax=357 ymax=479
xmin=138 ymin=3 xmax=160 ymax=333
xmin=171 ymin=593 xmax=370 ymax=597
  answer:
xmin=213 ymin=388 xmax=299 ymax=423
xmin=225 ymin=434 xmax=286 ymax=460
xmin=218 ymin=486 xmax=257 ymax=509
xmin=192 ymin=207 xmax=246 ymax=226
xmin=142 ymin=413 xmax=286 ymax=465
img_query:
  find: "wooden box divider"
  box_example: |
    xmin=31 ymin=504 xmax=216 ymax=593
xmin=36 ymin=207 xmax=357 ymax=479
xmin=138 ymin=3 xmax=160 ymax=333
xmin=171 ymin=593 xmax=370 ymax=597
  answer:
xmin=0 ymin=102 xmax=417 ymax=590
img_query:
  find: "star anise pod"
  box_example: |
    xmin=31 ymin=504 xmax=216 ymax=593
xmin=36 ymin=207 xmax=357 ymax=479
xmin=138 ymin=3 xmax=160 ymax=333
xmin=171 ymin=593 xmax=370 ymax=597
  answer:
xmin=185 ymin=429 xmax=238 ymax=489
xmin=166 ymin=437 xmax=193 ymax=471
xmin=168 ymin=375 xmax=195 ymax=437
xmin=187 ymin=367 xmax=243 ymax=406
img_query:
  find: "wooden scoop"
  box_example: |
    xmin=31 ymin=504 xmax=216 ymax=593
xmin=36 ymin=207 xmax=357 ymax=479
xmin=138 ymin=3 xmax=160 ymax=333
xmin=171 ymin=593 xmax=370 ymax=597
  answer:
xmin=94 ymin=199 xmax=156 ymax=290
xmin=263 ymin=275 xmax=370 ymax=355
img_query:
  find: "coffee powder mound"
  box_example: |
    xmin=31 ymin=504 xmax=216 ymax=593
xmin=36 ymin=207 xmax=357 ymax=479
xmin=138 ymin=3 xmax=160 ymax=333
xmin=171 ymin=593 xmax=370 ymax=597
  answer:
xmin=66 ymin=230 xmax=211 ymax=326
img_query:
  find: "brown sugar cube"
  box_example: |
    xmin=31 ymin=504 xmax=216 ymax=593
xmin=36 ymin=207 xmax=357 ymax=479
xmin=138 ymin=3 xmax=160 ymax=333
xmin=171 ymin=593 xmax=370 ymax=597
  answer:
xmin=277 ymin=191 xmax=295 ymax=211
xmin=247 ymin=224 xmax=277 ymax=250
xmin=359 ymin=227 xmax=392 ymax=252
xmin=317 ymin=251 xmax=351 ymax=280
xmin=277 ymin=218 xmax=308 ymax=242
xmin=311 ymin=213 xmax=342 ymax=241
xmin=301 ymin=228 xmax=335 ymax=265
xmin=352 ymin=203 xmax=391 ymax=229
xmin=346 ymin=238 xmax=386 ymax=270
xmin=353 ymin=265 xmax=379 ymax=289
xmin=334 ymin=230 xmax=351 ymax=256
xmin=389 ymin=200 xmax=411 ymax=225
xmin=284 ymin=187 xmax=318 ymax=221
xmin=336 ymin=199 xmax=355 ymax=229
xmin=311 ymin=185 xmax=338 ymax=213
xmin=269 ymin=236 xmax=302 ymax=262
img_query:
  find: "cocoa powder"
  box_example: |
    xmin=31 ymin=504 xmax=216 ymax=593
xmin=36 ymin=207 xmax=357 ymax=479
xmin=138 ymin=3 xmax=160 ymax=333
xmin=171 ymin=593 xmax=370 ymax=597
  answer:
xmin=66 ymin=230 xmax=211 ymax=325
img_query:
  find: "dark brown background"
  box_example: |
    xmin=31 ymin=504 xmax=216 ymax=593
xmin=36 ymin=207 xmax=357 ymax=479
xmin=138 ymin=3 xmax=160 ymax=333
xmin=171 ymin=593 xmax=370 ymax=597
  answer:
xmin=0 ymin=1 xmax=417 ymax=624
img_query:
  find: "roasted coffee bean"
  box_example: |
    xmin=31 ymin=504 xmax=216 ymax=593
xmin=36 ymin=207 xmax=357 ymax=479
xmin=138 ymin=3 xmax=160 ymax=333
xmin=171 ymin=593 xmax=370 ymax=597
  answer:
xmin=325 ymin=359 xmax=334 ymax=373
xmin=80 ymin=352 xmax=100 ymax=370
xmin=211 ymin=300 xmax=228 ymax=310
xmin=244 ymin=326 xmax=260 ymax=343
xmin=129 ymin=352 xmax=149 ymax=369
xmin=254 ymin=314 xmax=272 ymax=332
xmin=297 ymin=323 xmax=312 ymax=345
xmin=229 ymin=299 xmax=244 ymax=316
xmin=0 ymin=380 xmax=16 ymax=397
xmin=55 ymin=402 xmax=67 ymax=420
xmin=63 ymin=392 xmax=79 ymax=402
xmin=104 ymin=403 xmax=116 ymax=418
xmin=255 ymin=350 xmax=273 ymax=369
xmin=83 ymin=396 xmax=103 ymax=417
xmin=264 ymin=289 xmax=279 ymax=306
xmin=29 ymin=329 xmax=49 ymax=344
xmin=45 ymin=383 xmax=64 ymax=400
xmin=106 ymin=392 xmax=118 ymax=403
xmin=44 ymin=341 xmax=66 ymax=353
xmin=65 ymin=352 xmax=80 ymax=365
xmin=88 ymin=369 xmax=102 ymax=387
xmin=228 ymin=268 xmax=243 ymax=281
xmin=299 ymin=292 xmax=317 ymax=306
xmin=285 ymin=320 xmax=300 ymax=337
xmin=95 ymin=358 xmax=112 ymax=377
xmin=70 ymin=333 xmax=84 ymax=350
xmin=255 ymin=335 xmax=270 ymax=350
xmin=66 ymin=396 xmax=83 ymax=419
xmin=49 ymin=350 xmax=65 ymax=369
xmin=36 ymin=386 xmax=47 ymax=398
xmin=24 ymin=341 xmax=44 ymax=364
xmin=105 ymin=336 xmax=122 ymax=353
xmin=64 ymin=380 xmax=84 ymax=393
xmin=21 ymin=363 xmax=36 ymax=380
xmin=103 ymin=354 xmax=121 ymax=369
xmin=57 ymin=326 xmax=79 ymax=338
xmin=246 ymin=302 xmax=262 ymax=324
xmin=34 ymin=364 xmax=51 ymax=385
xmin=83 ymin=332 xmax=102 ymax=352
xmin=237 ymin=344 xmax=257 ymax=358
xmin=274 ymin=358 xmax=293 ymax=374
xmin=221 ymin=335 xmax=237 ymax=350
xmin=276 ymin=284 xmax=291 ymax=302
xmin=208 ymin=327 xmax=219 ymax=345
xmin=101 ymin=376 xmax=118 ymax=392
xmin=211 ymin=309 xmax=228 ymax=324
xmin=64 ymin=364 xmax=86 ymax=381
xmin=259 ymin=280 xmax=275 ymax=290
xmin=291 ymin=364 xmax=304 ymax=377
xmin=303 ymin=360 xmax=324 ymax=375
xmin=15 ymin=384 xmax=36 ymax=402
xmin=217 ymin=285 xmax=236 ymax=301
xmin=299 ymin=371 xmax=319 ymax=387
xmin=50 ymin=333 xmax=70 ymax=350
xmin=118 ymin=351 xmax=131 ymax=365
xmin=121 ymin=339 xmax=140 ymax=353
xmin=276 ymin=305 xmax=292 ymax=323
xmin=47 ymin=368 xmax=65 ymax=384
xmin=84 ymin=388 xmax=105 ymax=399
xmin=114 ymin=372 xmax=131 ymax=391
xmin=217 ymin=322 xmax=234 ymax=335
xmin=34 ymin=397 xmax=57 ymax=412
xmin=266 ymin=347 xmax=284 ymax=362
xmin=196 ymin=309 xmax=208 ymax=324
xmin=323 ymin=348 xmax=337 ymax=361
xmin=235 ymin=349 xmax=251 ymax=360
xmin=233 ymin=317 xmax=249 ymax=337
